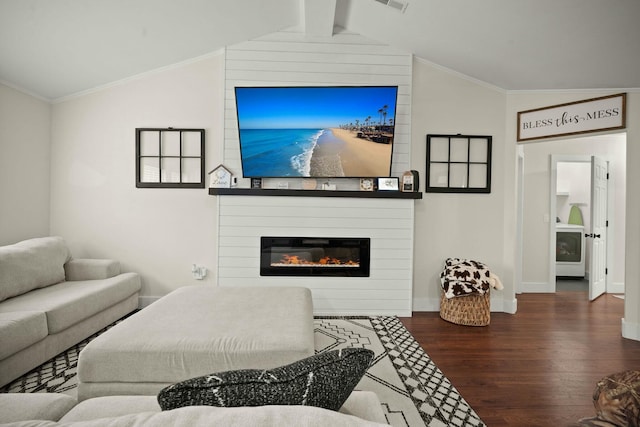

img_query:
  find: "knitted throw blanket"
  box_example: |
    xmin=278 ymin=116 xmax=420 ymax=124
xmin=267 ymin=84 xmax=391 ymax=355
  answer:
xmin=440 ymin=258 xmax=503 ymax=299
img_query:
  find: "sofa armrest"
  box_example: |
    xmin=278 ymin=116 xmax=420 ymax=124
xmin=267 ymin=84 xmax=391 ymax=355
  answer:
xmin=0 ymin=393 xmax=77 ymax=422
xmin=64 ymin=259 xmax=121 ymax=281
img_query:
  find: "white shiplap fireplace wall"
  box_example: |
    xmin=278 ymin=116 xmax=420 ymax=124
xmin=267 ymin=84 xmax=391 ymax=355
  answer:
xmin=216 ymin=28 xmax=415 ymax=316
xmin=217 ymin=196 xmax=414 ymax=316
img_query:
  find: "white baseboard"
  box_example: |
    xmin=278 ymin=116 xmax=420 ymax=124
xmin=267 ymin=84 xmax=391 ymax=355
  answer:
xmin=609 ymin=281 xmax=625 ymax=294
xmin=412 ymin=296 xmax=517 ymax=314
xmin=522 ymin=282 xmax=554 ymax=293
xmin=140 ymin=295 xmax=518 ymax=315
xmin=622 ymin=318 xmax=640 ymax=342
xmin=524 ymin=281 xmax=625 ymax=294
xmin=500 ymin=297 xmax=518 ymax=314
xmin=412 ymin=297 xmax=440 ymax=312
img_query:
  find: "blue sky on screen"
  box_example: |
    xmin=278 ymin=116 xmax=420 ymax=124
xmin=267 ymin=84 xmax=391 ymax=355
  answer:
xmin=235 ymin=86 xmax=397 ymax=129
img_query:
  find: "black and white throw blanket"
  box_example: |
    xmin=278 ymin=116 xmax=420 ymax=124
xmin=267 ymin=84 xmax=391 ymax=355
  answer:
xmin=440 ymin=258 xmax=503 ymax=299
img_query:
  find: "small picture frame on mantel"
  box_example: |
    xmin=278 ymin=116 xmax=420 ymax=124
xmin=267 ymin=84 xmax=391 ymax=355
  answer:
xmin=208 ymin=164 xmax=233 ymax=188
xmin=377 ymin=177 xmax=399 ymax=191
xmin=401 ymin=170 xmax=419 ymax=192
xmin=360 ymin=178 xmax=375 ymax=192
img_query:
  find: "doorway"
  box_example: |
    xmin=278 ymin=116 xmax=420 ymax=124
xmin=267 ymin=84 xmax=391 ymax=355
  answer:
xmin=550 ymin=156 xmax=607 ymax=299
xmin=517 ymin=133 xmax=626 ymax=297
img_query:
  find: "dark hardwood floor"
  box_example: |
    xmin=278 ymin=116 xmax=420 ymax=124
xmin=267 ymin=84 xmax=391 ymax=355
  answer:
xmin=399 ymin=292 xmax=640 ymax=427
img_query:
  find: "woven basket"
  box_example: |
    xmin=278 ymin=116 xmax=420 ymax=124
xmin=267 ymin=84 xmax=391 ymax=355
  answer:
xmin=440 ymin=290 xmax=490 ymax=326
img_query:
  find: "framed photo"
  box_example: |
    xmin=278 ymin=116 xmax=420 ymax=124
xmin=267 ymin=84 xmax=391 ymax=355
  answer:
xmin=377 ymin=177 xmax=399 ymax=191
xmin=401 ymin=170 xmax=419 ymax=192
xmin=360 ymin=178 xmax=375 ymax=191
xmin=302 ymin=178 xmax=317 ymax=190
xmin=321 ymin=182 xmax=336 ymax=190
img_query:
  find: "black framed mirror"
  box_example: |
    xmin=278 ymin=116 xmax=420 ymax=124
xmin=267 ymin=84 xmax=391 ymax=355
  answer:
xmin=136 ymin=128 xmax=205 ymax=188
xmin=425 ymin=134 xmax=492 ymax=193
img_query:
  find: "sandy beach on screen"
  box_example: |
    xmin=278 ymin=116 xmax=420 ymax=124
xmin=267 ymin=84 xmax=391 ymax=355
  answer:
xmin=309 ymin=128 xmax=392 ymax=177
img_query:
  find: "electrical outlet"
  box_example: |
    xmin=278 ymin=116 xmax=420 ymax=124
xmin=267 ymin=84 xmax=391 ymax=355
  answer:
xmin=191 ymin=264 xmax=207 ymax=280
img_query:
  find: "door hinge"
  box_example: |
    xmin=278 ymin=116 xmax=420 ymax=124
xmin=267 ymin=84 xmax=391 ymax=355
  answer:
xmin=606 ymin=172 xmax=610 ymax=179
xmin=605 ymin=268 xmax=608 ymax=275
xmin=606 ymin=220 xmax=609 ymax=227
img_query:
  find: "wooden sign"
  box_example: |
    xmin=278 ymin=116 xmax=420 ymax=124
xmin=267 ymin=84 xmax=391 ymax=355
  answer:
xmin=517 ymin=93 xmax=626 ymax=142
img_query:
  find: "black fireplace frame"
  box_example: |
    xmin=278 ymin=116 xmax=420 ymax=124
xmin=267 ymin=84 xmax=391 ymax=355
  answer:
xmin=260 ymin=236 xmax=371 ymax=277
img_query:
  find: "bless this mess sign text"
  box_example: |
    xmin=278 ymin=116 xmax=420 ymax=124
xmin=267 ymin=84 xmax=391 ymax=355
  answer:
xmin=517 ymin=93 xmax=626 ymax=142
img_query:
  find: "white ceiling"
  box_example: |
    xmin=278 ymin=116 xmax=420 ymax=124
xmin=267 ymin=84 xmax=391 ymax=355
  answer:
xmin=1 ymin=0 xmax=639 ymax=101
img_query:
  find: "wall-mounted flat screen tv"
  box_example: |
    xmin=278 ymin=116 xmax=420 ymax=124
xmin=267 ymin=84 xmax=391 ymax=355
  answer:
xmin=234 ymin=86 xmax=398 ymax=178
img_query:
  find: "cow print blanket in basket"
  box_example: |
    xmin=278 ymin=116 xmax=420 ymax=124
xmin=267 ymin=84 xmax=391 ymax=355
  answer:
xmin=440 ymin=258 xmax=504 ymax=299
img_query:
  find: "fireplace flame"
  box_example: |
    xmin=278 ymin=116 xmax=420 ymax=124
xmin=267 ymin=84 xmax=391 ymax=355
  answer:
xmin=276 ymin=254 xmax=359 ymax=267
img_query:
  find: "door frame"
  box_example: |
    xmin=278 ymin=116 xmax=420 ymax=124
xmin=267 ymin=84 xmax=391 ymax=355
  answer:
xmin=515 ymin=145 xmax=524 ymax=294
xmin=549 ymin=155 xmax=612 ymax=293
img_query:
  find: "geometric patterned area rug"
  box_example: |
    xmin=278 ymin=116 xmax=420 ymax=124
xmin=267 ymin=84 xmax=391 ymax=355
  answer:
xmin=316 ymin=317 xmax=484 ymax=427
xmin=1 ymin=315 xmax=484 ymax=427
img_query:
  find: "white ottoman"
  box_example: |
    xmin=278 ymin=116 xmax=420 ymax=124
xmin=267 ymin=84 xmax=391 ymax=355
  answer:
xmin=77 ymin=286 xmax=315 ymax=401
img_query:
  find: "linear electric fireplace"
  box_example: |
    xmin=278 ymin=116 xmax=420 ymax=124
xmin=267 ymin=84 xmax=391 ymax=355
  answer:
xmin=261 ymin=237 xmax=370 ymax=277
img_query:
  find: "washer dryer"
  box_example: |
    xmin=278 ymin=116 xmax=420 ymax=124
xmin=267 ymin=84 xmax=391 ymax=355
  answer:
xmin=556 ymin=223 xmax=585 ymax=277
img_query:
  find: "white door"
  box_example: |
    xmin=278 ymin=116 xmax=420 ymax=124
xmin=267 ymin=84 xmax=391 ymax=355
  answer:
xmin=588 ymin=156 xmax=607 ymax=301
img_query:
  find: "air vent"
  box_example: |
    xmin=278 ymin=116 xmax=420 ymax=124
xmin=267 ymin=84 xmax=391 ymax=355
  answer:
xmin=374 ymin=0 xmax=409 ymax=13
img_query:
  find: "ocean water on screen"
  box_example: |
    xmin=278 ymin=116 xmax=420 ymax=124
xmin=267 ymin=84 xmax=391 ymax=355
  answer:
xmin=239 ymin=128 xmax=324 ymax=177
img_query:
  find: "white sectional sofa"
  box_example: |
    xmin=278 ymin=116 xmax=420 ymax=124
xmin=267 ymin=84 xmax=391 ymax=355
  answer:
xmin=0 ymin=236 xmax=141 ymax=387
xmin=0 ymin=392 xmax=389 ymax=426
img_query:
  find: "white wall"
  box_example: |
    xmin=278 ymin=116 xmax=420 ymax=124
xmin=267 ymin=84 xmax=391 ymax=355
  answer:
xmin=410 ymin=59 xmax=512 ymax=312
xmin=557 ymin=162 xmax=591 ymax=226
xmin=33 ymin=30 xmax=640 ymax=337
xmin=49 ymin=54 xmax=225 ymax=299
xmin=0 ymin=84 xmax=51 ymax=245
xmin=47 ymin=29 xmax=516 ymax=314
xmin=623 ymin=92 xmax=640 ymax=340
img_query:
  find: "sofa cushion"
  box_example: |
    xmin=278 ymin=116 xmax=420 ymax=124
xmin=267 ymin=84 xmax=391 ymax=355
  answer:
xmin=60 ymin=392 xmax=386 ymax=424
xmin=59 ymin=405 xmax=389 ymax=426
xmin=158 ymin=348 xmax=374 ymax=412
xmin=60 ymin=396 xmax=161 ymax=422
xmin=0 ymin=273 xmax=140 ymax=334
xmin=64 ymin=259 xmax=120 ymax=281
xmin=0 ymin=393 xmax=76 ymax=422
xmin=77 ymin=286 xmax=314 ymax=389
xmin=0 ymin=237 xmax=71 ymax=302
xmin=0 ymin=311 xmax=48 ymax=359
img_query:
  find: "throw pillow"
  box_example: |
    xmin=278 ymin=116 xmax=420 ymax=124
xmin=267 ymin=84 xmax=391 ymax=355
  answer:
xmin=0 ymin=236 xmax=71 ymax=302
xmin=592 ymin=370 xmax=640 ymax=427
xmin=157 ymin=347 xmax=374 ymax=412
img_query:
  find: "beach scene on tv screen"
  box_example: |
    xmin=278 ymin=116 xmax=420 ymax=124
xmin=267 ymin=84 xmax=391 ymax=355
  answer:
xmin=235 ymin=86 xmax=398 ymax=178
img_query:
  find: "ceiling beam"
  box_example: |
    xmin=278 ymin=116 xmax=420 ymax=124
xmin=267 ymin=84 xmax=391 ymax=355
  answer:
xmin=303 ymin=0 xmax=337 ymax=37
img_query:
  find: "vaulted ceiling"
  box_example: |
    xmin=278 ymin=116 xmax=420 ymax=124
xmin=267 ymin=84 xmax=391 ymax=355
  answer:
xmin=1 ymin=0 xmax=639 ymax=101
